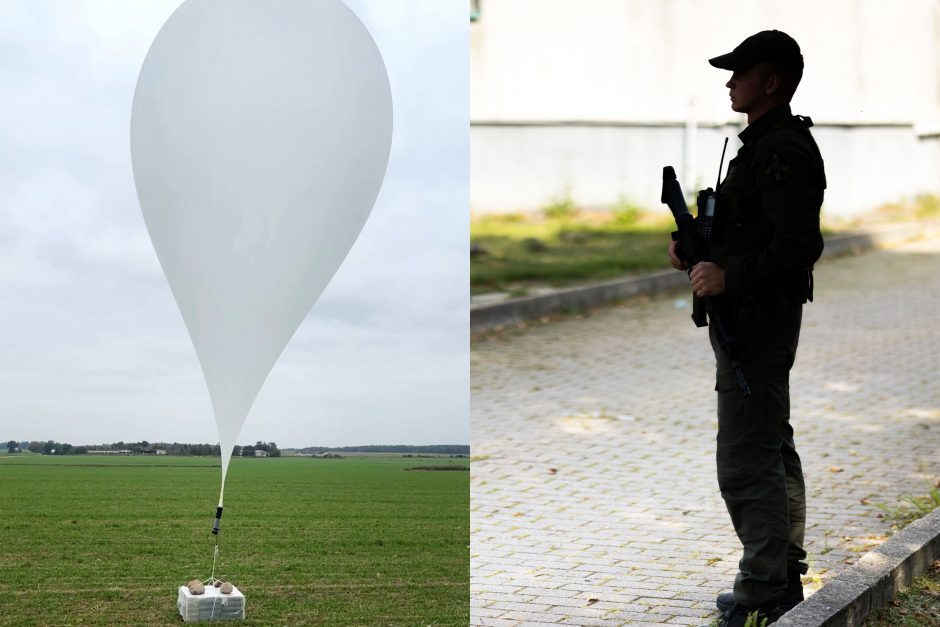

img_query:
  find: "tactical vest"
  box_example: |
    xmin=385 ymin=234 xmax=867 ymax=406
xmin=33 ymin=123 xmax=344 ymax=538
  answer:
xmin=712 ymin=113 xmax=826 ymax=303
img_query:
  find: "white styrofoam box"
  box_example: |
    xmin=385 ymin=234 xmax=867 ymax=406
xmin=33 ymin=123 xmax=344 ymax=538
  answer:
xmin=177 ymin=583 xmax=245 ymax=622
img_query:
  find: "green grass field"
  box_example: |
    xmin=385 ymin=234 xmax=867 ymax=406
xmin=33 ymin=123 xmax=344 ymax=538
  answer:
xmin=0 ymin=454 xmax=468 ymax=626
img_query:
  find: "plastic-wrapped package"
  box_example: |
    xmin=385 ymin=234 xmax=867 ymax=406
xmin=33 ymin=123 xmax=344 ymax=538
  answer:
xmin=177 ymin=584 xmax=245 ymax=622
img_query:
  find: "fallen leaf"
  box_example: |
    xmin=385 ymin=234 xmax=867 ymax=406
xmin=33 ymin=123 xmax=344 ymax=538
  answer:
xmin=586 ymin=598 xmax=598 ymax=606
xmin=828 ymin=466 xmax=844 ymax=473
xmin=859 ymin=498 xmax=870 ymax=505
xmin=548 ymin=468 xmax=558 ymax=475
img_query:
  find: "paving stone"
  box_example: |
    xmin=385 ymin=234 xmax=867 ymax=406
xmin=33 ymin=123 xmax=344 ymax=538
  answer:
xmin=474 ymin=607 xmax=511 ymax=618
xmin=665 ymin=616 xmax=710 ymax=625
xmin=471 ymin=237 xmax=940 ymax=625
xmin=501 ymin=610 xmax=577 ymax=623
xmin=577 ymin=621 xmax=627 ymax=627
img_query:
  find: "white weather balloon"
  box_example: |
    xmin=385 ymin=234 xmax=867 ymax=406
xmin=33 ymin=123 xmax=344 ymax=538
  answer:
xmin=130 ymin=0 xmax=392 ymax=522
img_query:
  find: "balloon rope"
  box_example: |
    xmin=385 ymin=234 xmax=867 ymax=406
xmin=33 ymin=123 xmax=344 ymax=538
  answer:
xmin=206 ymin=528 xmax=222 ymax=622
xmin=210 ymin=542 xmax=220 ymax=584
xmin=208 ymin=547 xmax=221 ymax=622
xmin=204 ymin=476 xmax=225 ymax=585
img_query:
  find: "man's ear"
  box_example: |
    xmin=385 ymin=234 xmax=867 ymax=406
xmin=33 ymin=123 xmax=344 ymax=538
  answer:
xmin=765 ymin=73 xmax=781 ymax=96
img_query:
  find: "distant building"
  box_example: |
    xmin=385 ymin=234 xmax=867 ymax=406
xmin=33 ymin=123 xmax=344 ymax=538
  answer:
xmin=88 ymin=450 xmax=133 ymax=455
xmin=254 ymin=450 xmax=269 ymax=457
xmin=156 ymin=449 xmax=167 ymax=455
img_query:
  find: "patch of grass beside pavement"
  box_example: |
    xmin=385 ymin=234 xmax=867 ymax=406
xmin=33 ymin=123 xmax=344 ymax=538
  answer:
xmin=862 ymin=481 xmax=940 ymax=625
xmin=863 ymin=559 xmax=940 ymax=626
xmin=470 ymin=209 xmax=675 ymax=294
xmin=470 ymin=194 xmax=940 ymax=296
xmin=875 ymin=482 xmax=940 ymax=533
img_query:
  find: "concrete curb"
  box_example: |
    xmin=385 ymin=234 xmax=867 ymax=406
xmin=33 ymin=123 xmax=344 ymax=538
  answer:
xmin=470 ymin=269 xmax=688 ymax=332
xmin=470 ymin=221 xmax=940 ymax=333
xmin=775 ymin=507 xmax=940 ymax=627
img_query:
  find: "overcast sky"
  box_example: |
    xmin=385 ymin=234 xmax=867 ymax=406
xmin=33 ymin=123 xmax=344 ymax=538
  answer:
xmin=0 ymin=0 xmax=469 ymax=448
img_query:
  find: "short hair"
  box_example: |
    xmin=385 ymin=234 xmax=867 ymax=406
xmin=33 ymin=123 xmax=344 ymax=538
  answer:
xmin=769 ymin=62 xmax=802 ymax=101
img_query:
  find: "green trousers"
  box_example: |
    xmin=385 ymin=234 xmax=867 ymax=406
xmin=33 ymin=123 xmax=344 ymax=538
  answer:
xmin=710 ymin=301 xmax=808 ymax=607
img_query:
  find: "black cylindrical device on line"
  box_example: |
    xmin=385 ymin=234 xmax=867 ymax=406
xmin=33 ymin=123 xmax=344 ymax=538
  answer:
xmin=212 ymin=506 xmax=223 ymax=535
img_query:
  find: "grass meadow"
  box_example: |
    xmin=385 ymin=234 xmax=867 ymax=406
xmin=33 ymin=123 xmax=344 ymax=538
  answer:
xmin=0 ymin=454 xmax=468 ymax=626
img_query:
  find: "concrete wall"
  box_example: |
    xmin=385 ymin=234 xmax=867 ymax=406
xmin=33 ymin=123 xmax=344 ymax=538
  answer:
xmin=470 ymin=0 xmax=940 ymax=215
xmin=471 ymin=123 xmax=940 ymax=217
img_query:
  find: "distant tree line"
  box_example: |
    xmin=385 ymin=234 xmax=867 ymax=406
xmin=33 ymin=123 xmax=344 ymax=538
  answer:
xmin=6 ymin=440 xmax=464 ymax=456
xmin=4 ymin=440 xmax=223 ymax=456
xmin=7 ymin=440 xmax=81 ymax=455
xmin=298 ymin=444 xmax=469 ymax=455
xmin=80 ymin=441 xmax=222 ymax=455
xmin=234 ymin=441 xmax=281 ymax=457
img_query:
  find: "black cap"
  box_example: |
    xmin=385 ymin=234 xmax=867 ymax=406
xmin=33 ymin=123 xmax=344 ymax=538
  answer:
xmin=709 ymin=30 xmax=803 ymax=72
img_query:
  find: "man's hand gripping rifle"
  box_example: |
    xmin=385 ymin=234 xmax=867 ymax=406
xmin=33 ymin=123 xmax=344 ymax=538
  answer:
xmin=660 ymin=164 xmax=751 ymax=397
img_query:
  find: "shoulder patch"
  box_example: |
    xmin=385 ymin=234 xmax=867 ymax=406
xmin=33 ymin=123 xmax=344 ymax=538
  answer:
xmin=763 ymin=150 xmax=793 ymax=186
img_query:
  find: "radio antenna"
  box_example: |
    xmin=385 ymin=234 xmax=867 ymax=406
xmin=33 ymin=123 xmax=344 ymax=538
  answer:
xmin=716 ymin=137 xmax=729 ymax=189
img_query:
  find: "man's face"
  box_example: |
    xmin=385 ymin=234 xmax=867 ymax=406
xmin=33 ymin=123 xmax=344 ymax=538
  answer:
xmin=725 ymin=63 xmax=774 ymax=115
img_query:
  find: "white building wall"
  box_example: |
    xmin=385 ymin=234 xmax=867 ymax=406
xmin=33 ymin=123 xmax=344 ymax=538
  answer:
xmin=471 ymin=124 xmax=940 ymax=218
xmin=471 ymin=0 xmax=940 ymax=215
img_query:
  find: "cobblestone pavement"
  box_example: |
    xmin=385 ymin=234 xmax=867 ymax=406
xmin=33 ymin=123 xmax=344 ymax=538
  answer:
xmin=470 ymin=236 xmax=940 ymax=626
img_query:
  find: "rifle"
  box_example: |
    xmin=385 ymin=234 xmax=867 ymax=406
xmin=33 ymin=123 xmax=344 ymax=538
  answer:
xmin=660 ymin=155 xmax=751 ymax=397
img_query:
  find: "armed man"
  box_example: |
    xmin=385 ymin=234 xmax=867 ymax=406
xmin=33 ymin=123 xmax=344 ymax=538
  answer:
xmin=666 ymin=30 xmax=826 ymax=627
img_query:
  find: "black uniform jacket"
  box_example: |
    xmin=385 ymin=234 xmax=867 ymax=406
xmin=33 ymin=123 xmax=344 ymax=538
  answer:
xmin=709 ymin=105 xmax=826 ymax=370
xmin=712 ymin=104 xmax=826 ymax=305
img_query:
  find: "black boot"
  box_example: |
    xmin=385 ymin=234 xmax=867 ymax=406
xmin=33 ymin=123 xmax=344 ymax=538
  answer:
xmin=715 ymin=564 xmax=805 ymax=614
xmin=714 ymin=603 xmax=782 ymax=627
